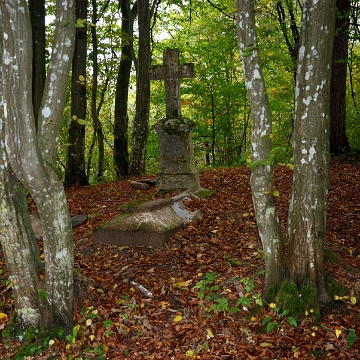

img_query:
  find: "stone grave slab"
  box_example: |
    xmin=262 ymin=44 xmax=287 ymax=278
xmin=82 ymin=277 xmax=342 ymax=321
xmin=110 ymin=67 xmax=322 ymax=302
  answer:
xmin=93 ymin=193 xmax=202 ymax=249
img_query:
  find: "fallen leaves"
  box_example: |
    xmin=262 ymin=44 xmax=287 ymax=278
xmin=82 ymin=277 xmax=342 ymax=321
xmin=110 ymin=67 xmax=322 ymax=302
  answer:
xmin=0 ymin=158 xmax=360 ymax=358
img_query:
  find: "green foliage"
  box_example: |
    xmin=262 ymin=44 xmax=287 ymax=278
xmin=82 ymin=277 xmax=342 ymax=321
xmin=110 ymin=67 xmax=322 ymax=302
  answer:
xmin=37 ymin=288 xmax=47 ymax=301
xmin=52 ymin=0 xmax=360 ymax=181
xmin=261 ymin=309 xmax=298 ymax=334
xmin=346 ymin=329 xmax=358 ymax=347
xmin=194 ymin=272 xmax=262 ymax=314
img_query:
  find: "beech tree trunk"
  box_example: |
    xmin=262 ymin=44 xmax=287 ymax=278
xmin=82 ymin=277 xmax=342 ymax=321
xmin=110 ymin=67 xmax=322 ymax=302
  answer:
xmin=236 ymin=0 xmax=284 ymax=290
xmin=129 ymin=0 xmax=151 ymax=175
xmin=66 ymin=0 xmax=89 ymax=186
xmin=0 ymin=0 xmax=75 ymax=336
xmin=285 ymin=0 xmax=336 ymax=302
xmin=236 ymin=0 xmax=336 ymax=302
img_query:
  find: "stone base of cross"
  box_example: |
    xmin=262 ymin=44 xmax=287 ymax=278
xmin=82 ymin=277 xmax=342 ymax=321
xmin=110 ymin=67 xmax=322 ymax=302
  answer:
xmin=154 ymin=117 xmax=200 ymax=192
xmin=151 ymin=48 xmax=200 ymax=192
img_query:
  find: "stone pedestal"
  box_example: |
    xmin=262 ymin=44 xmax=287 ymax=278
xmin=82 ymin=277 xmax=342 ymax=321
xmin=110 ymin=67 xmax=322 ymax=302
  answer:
xmin=154 ymin=117 xmax=200 ymax=192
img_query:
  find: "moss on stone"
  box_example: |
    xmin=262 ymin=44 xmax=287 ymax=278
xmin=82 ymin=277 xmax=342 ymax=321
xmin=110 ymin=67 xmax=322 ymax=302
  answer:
xmin=194 ymin=188 xmax=214 ymax=200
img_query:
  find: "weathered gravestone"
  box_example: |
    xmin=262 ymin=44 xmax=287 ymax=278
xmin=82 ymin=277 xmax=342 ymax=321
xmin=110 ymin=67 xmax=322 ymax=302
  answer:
xmin=93 ymin=48 xmax=207 ymax=249
xmin=92 ymin=193 xmax=202 ymax=249
xmin=150 ymin=48 xmax=200 ymax=192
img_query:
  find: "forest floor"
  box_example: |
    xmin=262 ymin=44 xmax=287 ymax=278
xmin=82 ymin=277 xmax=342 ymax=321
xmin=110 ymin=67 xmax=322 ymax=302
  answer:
xmin=1 ymin=156 xmax=360 ymax=359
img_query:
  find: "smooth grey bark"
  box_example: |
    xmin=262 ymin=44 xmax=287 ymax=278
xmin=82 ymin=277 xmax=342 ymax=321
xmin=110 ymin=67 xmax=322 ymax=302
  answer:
xmin=236 ymin=0 xmax=336 ymax=300
xmin=285 ymin=0 xmax=336 ymax=301
xmin=0 ymin=0 xmax=75 ymax=335
xmin=65 ymin=0 xmax=89 ymax=186
xmin=129 ymin=0 xmax=151 ymax=175
xmin=236 ymin=0 xmax=284 ymax=290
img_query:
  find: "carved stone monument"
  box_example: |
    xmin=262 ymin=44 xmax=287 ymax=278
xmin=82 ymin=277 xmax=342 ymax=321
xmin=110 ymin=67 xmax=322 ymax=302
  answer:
xmin=93 ymin=48 xmax=208 ymax=249
xmin=150 ymin=48 xmax=200 ymax=192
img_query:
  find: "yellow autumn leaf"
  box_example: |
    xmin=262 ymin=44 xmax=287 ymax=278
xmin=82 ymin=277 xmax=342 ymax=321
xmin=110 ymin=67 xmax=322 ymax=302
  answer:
xmin=89 ymin=334 xmax=95 ymax=341
xmin=4 ymin=281 xmax=17 ymax=291
xmin=350 ymin=296 xmax=357 ymax=305
xmin=186 ymin=349 xmax=195 ymax=357
xmin=273 ymin=189 xmax=280 ymax=197
xmin=78 ymin=75 xmax=86 ymax=82
xmin=0 ymin=313 xmax=8 ymax=320
xmin=147 ymin=267 xmax=155 ymax=273
xmin=159 ymin=301 xmax=170 ymax=309
xmin=335 ymin=329 xmax=341 ymax=338
xmin=173 ymin=315 xmax=182 ymax=322
xmin=86 ymin=319 xmax=92 ymax=326
xmin=269 ymin=303 xmax=277 ymax=309
xmin=206 ymin=328 xmax=214 ymax=338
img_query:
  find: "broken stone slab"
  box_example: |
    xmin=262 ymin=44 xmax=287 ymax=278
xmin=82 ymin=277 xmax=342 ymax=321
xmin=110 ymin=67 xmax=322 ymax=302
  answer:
xmin=130 ymin=178 xmax=157 ymax=190
xmin=130 ymin=181 xmax=149 ymax=190
xmin=30 ymin=213 xmax=88 ymax=240
xmin=71 ymin=214 xmax=88 ymax=227
xmin=93 ymin=193 xmax=202 ymax=249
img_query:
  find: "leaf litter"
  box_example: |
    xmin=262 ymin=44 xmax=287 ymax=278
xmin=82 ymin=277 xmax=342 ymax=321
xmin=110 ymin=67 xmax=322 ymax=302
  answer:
xmin=0 ymin=156 xmax=360 ymax=359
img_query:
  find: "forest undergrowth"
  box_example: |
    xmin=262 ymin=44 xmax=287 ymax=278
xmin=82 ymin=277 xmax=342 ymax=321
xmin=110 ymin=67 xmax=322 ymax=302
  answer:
xmin=1 ymin=155 xmax=360 ymax=359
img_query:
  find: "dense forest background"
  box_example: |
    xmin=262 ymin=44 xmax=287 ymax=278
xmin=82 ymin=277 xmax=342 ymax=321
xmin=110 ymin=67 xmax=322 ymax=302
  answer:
xmin=43 ymin=0 xmax=360 ymax=184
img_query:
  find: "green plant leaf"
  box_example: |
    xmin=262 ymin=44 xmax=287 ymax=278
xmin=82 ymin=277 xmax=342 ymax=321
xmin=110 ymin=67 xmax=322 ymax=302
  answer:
xmin=75 ymin=18 xmax=86 ymax=28
xmin=346 ymin=329 xmax=357 ymax=347
xmin=266 ymin=322 xmax=278 ymax=333
xmin=262 ymin=316 xmax=272 ymax=325
xmin=286 ymin=317 xmax=297 ymax=327
xmin=77 ymin=118 xmax=87 ymax=125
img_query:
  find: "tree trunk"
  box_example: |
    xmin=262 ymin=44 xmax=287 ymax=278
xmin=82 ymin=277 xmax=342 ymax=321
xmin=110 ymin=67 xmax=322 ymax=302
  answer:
xmin=236 ymin=0 xmax=284 ymax=290
xmin=28 ymin=0 xmax=46 ymax=129
xmin=114 ymin=0 xmax=135 ymax=179
xmin=330 ymin=0 xmax=350 ymax=155
xmin=0 ymin=0 xmax=75 ymax=336
xmin=90 ymin=0 xmax=105 ymax=182
xmin=236 ymin=0 xmax=337 ymax=308
xmin=285 ymin=0 xmax=336 ymax=302
xmin=65 ymin=0 xmax=89 ymax=186
xmin=129 ymin=0 xmax=151 ymax=175
xmin=0 ymin=127 xmax=43 ymax=331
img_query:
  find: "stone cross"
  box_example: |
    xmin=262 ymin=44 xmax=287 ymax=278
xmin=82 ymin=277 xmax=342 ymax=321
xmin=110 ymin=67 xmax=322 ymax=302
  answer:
xmin=150 ymin=48 xmax=194 ymax=118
